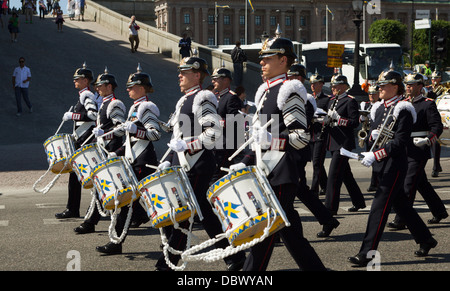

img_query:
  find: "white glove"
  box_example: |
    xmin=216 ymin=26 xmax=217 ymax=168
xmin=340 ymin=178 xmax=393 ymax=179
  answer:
xmin=229 ymin=162 xmax=246 ymax=172
xmin=361 ymin=152 xmax=376 ymax=167
xmin=314 ymin=108 xmax=327 ymax=117
xmin=371 ymin=129 xmax=380 ymax=140
xmin=168 ymin=139 xmax=188 ymax=153
xmin=92 ymin=127 xmax=104 ymax=137
xmin=107 ymin=152 xmax=117 ymax=159
xmin=251 ymin=126 xmax=272 ymax=150
xmin=62 ymin=112 xmax=73 ymax=121
xmin=124 ymin=121 xmax=137 ymax=134
xmin=413 ymin=137 xmax=431 ymax=147
xmin=158 ymin=161 xmax=171 ymax=171
xmin=330 ymin=110 xmax=341 ymax=121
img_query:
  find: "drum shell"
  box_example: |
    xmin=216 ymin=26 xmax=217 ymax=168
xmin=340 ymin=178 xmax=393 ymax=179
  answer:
xmin=69 ymin=143 xmax=105 ymax=189
xmin=207 ymin=166 xmax=285 ymax=247
xmin=138 ymin=166 xmax=196 ymax=228
xmin=43 ymin=133 xmax=75 ymax=174
xmin=91 ymin=157 xmax=139 ymax=210
xmin=436 ymin=94 xmax=450 ymax=143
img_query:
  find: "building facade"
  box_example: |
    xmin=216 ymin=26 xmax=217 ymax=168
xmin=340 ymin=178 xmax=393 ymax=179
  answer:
xmin=154 ymin=0 xmax=449 ymax=46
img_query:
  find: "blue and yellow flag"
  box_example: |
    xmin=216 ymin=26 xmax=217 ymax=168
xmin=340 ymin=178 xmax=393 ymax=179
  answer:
xmin=247 ymin=0 xmax=254 ymax=12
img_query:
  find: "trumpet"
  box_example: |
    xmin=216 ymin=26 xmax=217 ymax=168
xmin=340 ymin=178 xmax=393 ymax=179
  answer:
xmin=370 ymin=106 xmax=397 ymax=152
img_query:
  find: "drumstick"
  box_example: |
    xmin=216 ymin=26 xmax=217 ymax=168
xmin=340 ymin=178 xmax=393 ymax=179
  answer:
xmin=80 ymin=132 xmax=95 ymax=147
xmin=220 ymin=167 xmax=230 ymax=172
xmin=228 ymin=118 xmax=274 ymax=161
xmin=145 ymin=164 xmax=159 ymax=170
xmin=96 ymin=120 xmax=139 ymax=140
xmin=54 ymin=106 xmax=74 ymax=135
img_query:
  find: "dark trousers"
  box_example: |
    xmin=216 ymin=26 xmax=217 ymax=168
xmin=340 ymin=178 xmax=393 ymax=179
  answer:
xmin=394 ymin=158 xmax=448 ymax=223
xmin=15 ymin=87 xmax=32 ymax=113
xmin=358 ymin=169 xmax=433 ymax=256
xmin=233 ymin=63 xmax=243 ymax=87
xmin=296 ymin=160 xmax=334 ymax=225
xmin=432 ymin=142 xmax=442 ymax=172
xmin=156 ymin=171 xmax=245 ymax=269
xmin=67 ymin=172 xmax=82 ymax=215
xmin=310 ymin=140 xmax=328 ymax=194
xmin=243 ymin=183 xmax=326 ymax=271
xmin=325 ymin=150 xmax=365 ymax=212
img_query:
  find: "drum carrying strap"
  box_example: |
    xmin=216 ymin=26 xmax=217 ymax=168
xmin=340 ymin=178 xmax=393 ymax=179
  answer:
xmin=124 ymin=132 xmax=150 ymax=164
xmin=73 ymin=121 xmax=95 ymax=140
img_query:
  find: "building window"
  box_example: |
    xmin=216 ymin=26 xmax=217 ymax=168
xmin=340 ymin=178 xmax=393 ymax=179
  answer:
xmin=224 ymin=38 xmax=231 ymax=45
xmin=208 ymin=37 xmax=215 ymax=46
xmin=285 ymin=16 xmax=291 ymax=26
xmin=208 ymin=15 xmax=214 ymax=25
xmin=240 ymin=15 xmax=245 ymax=25
xmin=255 ymin=15 xmax=261 ymax=26
xmin=184 ymin=14 xmax=190 ymax=24
xmin=224 ymin=15 xmax=230 ymax=25
xmin=240 ymin=37 xmax=246 ymax=44
xmin=300 ymin=16 xmax=306 ymax=26
xmin=270 ymin=16 xmax=276 ymax=26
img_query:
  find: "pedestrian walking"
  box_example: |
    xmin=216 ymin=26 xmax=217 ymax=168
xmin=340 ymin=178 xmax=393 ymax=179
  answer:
xmin=12 ymin=57 xmax=32 ymax=116
xmin=178 ymin=33 xmax=192 ymax=58
xmin=8 ymin=12 xmax=19 ymax=42
xmin=128 ymin=15 xmax=140 ymax=53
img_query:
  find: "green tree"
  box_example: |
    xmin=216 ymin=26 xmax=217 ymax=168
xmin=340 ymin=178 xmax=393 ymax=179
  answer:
xmin=368 ymin=19 xmax=407 ymax=46
xmin=413 ymin=20 xmax=450 ymax=68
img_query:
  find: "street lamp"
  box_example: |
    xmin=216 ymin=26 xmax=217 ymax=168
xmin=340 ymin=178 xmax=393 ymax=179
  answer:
xmin=347 ymin=0 xmax=368 ymax=98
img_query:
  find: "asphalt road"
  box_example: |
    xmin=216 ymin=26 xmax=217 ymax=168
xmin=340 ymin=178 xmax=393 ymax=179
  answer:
xmin=0 ymin=13 xmax=449 ymax=275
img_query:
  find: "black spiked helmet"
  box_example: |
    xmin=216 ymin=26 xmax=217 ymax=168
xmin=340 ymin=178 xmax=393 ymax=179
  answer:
xmin=259 ymin=37 xmax=297 ymax=59
xmin=126 ymin=63 xmax=153 ymax=91
xmin=287 ymin=63 xmax=306 ymax=78
xmin=331 ymin=74 xmax=349 ymax=86
xmin=95 ymin=67 xmax=117 ymax=88
xmin=310 ymin=73 xmax=325 ymax=84
xmin=73 ymin=62 xmax=94 ymax=81
xmin=377 ymin=70 xmax=403 ymax=86
xmin=211 ymin=67 xmax=232 ymax=80
xmin=404 ymin=72 xmax=425 ymax=85
xmin=178 ymin=57 xmax=210 ymax=75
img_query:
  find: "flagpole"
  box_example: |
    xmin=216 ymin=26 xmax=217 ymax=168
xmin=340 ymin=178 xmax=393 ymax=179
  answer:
xmin=326 ymin=5 xmax=329 ymax=41
xmin=215 ymin=2 xmax=218 ymax=47
xmin=245 ymin=0 xmax=248 ymax=45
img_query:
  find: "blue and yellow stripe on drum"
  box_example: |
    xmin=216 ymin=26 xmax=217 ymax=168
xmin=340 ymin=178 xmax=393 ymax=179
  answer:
xmin=207 ymin=167 xmax=254 ymax=200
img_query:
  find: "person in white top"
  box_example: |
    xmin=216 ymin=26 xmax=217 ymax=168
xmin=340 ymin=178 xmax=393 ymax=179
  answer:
xmin=128 ymin=15 xmax=140 ymax=53
xmin=12 ymin=57 xmax=32 ymax=116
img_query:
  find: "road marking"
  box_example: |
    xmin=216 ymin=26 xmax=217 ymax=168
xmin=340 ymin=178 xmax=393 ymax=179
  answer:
xmin=0 ymin=205 xmax=5 ymax=210
xmin=36 ymin=203 xmax=66 ymax=209
xmin=43 ymin=218 xmax=83 ymax=225
xmin=0 ymin=221 xmax=9 ymax=226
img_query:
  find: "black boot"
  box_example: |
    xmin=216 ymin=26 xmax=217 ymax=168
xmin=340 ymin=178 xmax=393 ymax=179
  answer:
xmin=96 ymin=242 xmax=122 ymax=255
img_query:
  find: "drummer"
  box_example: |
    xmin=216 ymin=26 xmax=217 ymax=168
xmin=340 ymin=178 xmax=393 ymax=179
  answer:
xmin=55 ymin=63 xmax=99 ymax=219
xmin=209 ymin=66 xmax=245 ymax=185
xmin=95 ymin=64 xmax=162 ymax=255
xmin=229 ymin=37 xmax=326 ymax=271
xmin=155 ymin=56 xmax=246 ymax=271
xmin=73 ymin=67 xmax=127 ymax=235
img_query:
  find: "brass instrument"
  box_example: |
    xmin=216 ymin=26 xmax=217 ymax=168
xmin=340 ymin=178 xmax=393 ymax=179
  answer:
xmin=318 ymin=89 xmax=340 ymax=141
xmin=357 ymin=105 xmax=371 ymax=148
xmin=370 ymin=106 xmax=397 ymax=152
xmin=433 ymin=82 xmax=450 ymax=97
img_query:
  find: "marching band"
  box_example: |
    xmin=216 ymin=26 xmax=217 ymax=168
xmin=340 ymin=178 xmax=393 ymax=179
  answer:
xmin=34 ymin=36 xmax=449 ymax=271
